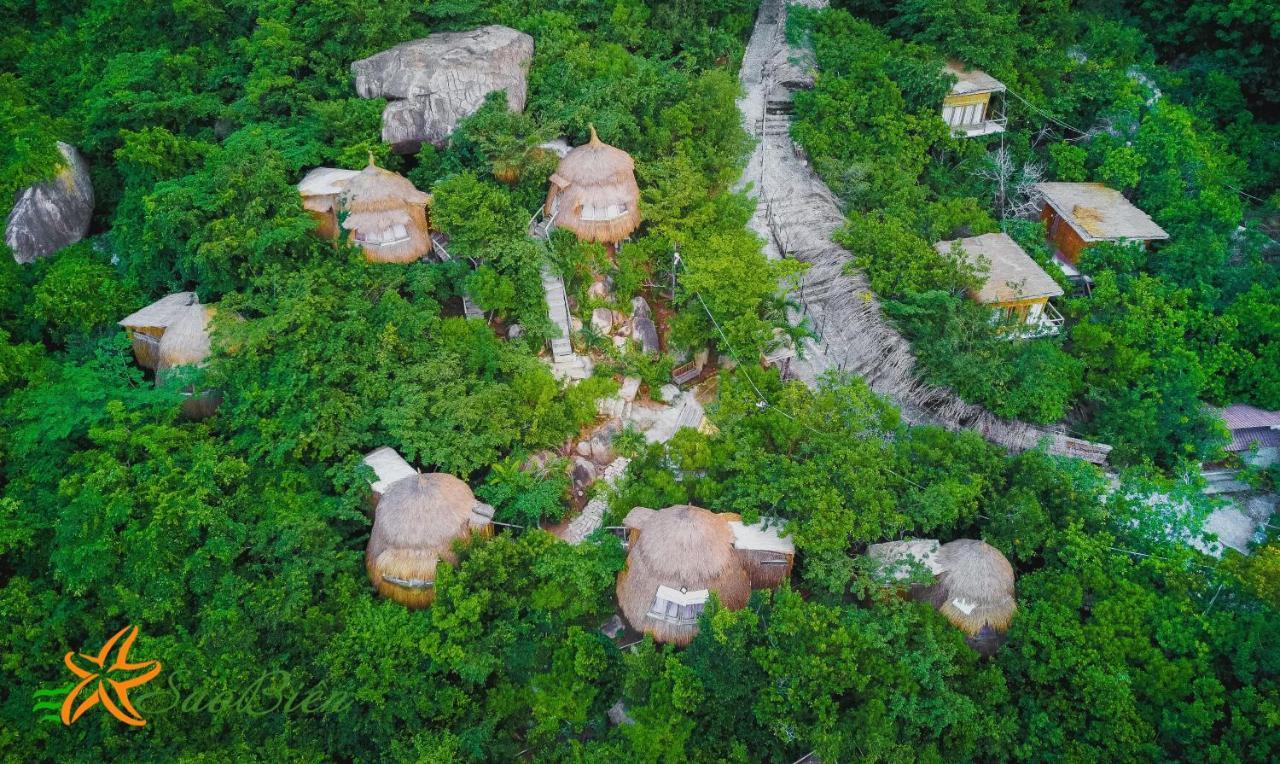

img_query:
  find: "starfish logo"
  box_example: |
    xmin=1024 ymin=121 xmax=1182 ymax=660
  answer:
xmin=41 ymin=625 xmax=163 ymax=727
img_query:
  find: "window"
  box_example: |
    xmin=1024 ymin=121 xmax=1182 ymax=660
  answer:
xmin=646 ymin=585 xmax=709 ymax=626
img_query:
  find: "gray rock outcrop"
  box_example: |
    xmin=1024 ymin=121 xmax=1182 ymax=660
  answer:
xmin=6 ymin=142 xmax=93 ymax=264
xmin=351 ymin=25 xmax=534 ymax=153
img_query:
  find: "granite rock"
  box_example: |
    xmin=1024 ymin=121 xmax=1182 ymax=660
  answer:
xmin=6 ymin=142 xmax=94 ymax=264
xmin=351 ymin=25 xmax=534 ymax=152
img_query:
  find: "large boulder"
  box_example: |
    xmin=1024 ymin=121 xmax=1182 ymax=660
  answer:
xmin=351 ymin=25 xmax=534 ymax=153
xmin=6 ymin=142 xmax=93 ymax=264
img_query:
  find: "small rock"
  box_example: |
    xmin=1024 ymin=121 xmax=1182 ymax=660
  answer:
xmin=507 ymin=324 xmax=524 ymax=339
xmin=630 ymin=296 xmax=652 ymax=320
xmin=570 ymin=316 xmax=583 ymax=333
xmin=591 ymin=307 xmax=613 ymax=334
xmin=612 ymin=335 xmax=627 ymax=350
xmin=571 ymin=457 xmax=596 ymax=489
xmin=590 ymin=438 xmax=613 ymax=464
xmin=587 ymin=280 xmax=611 ymax=301
xmin=619 ymin=377 xmax=641 ymax=402
xmin=576 ymin=441 xmax=592 ymax=457
xmin=659 ymin=384 xmax=680 ymax=402
xmin=632 ymin=317 xmax=659 ymax=355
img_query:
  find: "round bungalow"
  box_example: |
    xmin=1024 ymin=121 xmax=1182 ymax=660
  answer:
xmin=925 ymin=539 xmax=1017 ymax=656
xmin=544 ymin=125 xmax=640 ymax=247
xmin=339 ymin=156 xmax=432 ymax=264
xmin=866 ymin=537 xmax=1016 ymax=656
xmin=616 ymin=505 xmax=794 ymax=646
xmin=365 ymin=473 xmax=494 ymax=608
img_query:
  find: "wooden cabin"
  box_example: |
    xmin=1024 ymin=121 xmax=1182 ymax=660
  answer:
xmin=544 ymin=126 xmax=641 ymax=248
xmin=1035 ymin=182 xmax=1169 ymax=281
xmin=298 ymin=157 xmax=432 ymax=263
xmin=298 ymin=167 xmax=360 ymax=239
xmin=617 ymin=505 xmax=793 ymax=646
xmin=942 ymin=61 xmax=1006 ymax=137
xmin=936 ymin=232 xmax=1064 ymax=338
xmin=118 ymin=292 xmax=198 ymax=370
xmin=155 ymin=301 xmax=226 ymax=420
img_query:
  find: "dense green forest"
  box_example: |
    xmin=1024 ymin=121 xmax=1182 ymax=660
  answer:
xmin=1 ymin=0 xmax=1277 ymax=762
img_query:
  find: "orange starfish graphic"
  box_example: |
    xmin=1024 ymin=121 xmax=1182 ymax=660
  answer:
xmin=61 ymin=625 xmax=162 ymax=727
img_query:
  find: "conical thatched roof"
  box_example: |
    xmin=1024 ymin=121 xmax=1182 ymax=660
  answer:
xmin=340 ymin=155 xmax=431 ymax=263
xmin=545 ymin=125 xmax=641 ymax=245
xmin=365 ymin=473 xmax=480 ymax=608
xmin=927 ymin=539 xmax=1016 ymax=637
xmin=616 ymin=505 xmax=751 ymax=646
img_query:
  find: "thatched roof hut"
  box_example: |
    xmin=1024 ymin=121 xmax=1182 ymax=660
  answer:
xmin=617 ymin=505 xmax=792 ymax=646
xmin=298 ymin=167 xmax=360 ymax=239
xmin=118 ymin=292 xmax=198 ymax=370
xmin=925 ymin=539 xmax=1016 ymax=656
xmin=340 ymin=155 xmax=432 ymax=264
xmin=156 ymin=301 xmax=224 ymax=419
xmin=365 ymin=473 xmax=494 ymax=608
xmin=544 ymin=126 xmax=641 ymax=246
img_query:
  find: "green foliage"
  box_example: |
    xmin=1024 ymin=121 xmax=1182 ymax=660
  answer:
xmin=887 ymin=290 xmax=1083 ymax=423
xmin=26 ymin=244 xmax=141 ymax=343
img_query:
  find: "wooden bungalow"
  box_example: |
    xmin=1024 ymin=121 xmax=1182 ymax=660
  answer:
xmin=942 ymin=61 xmax=1006 ymax=137
xmin=365 ymin=473 xmax=495 ymax=608
xmin=118 ymin=292 xmax=198 ymax=370
xmin=936 ymin=232 xmax=1065 ymax=338
xmin=1035 ymin=182 xmax=1168 ymax=281
xmin=544 ymin=125 xmax=641 ymax=247
xmin=155 ymin=301 xmax=225 ymax=420
xmin=1219 ymin=404 xmax=1280 ymax=467
xmin=297 ymin=167 xmax=360 ymax=239
xmin=340 ymin=156 xmax=433 ymax=263
xmin=617 ymin=505 xmax=793 ymax=646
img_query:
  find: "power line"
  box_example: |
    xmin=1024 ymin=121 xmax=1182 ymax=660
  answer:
xmin=1004 ymin=87 xmax=1089 ymax=139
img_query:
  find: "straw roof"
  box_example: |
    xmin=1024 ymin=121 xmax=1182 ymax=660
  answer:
xmin=340 ymin=155 xmax=432 ymax=263
xmin=156 ymin=302 xmax=216 ymax=376
xmin=119 ymin=292 xmax=198 ymax=331
xmin=119 ymin=292 xmax=199 ymax=370
xmin=365 ymin=473 xmax=481 ymax=608
xmin=936 ymin=233 xmax=1064 ymax=303
xmin=926 ymin=539 xmax=1016 ymax=637
xmin=944 ymin=60 xmax=1006 ymax=95
xmin=1035 ymin=182 xmax=1168 ymax=242
xmin=545 ymin=125 xmax=641 ymax=245
xmin=298 ymin=167 xmax=359 ymax=213
xmin=617 ymin=505 xmax=751 ymax=646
